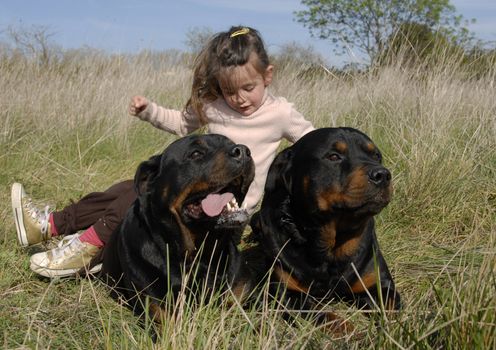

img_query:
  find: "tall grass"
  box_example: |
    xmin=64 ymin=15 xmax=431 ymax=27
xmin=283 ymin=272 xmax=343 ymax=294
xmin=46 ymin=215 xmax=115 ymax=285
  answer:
xmin=0 ymin=49 xmax=494 ymax=349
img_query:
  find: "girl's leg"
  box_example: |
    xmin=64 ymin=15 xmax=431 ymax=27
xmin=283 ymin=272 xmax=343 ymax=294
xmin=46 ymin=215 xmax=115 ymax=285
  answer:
xmin=51 ymin=180 xmax=136 ymax=242
xmin=13 ymin=180 xmax=137 ymax=278
xmin=11 ymin=181 xmax=136 ymax=247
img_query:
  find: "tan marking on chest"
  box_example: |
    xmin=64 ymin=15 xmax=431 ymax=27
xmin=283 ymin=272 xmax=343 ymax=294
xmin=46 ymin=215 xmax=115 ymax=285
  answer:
xmin=274 ymin=267 xmax=309 ymax=294
xmin=320 ymin=221 xmax=337 ymax=251
xmin=333 ymin=235 xmax=362 ymax=258
xmin=350 ymin=271 xmax=376 ymax=293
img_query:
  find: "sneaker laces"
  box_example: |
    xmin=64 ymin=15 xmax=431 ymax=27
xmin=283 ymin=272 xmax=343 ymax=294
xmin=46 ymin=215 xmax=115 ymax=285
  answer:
xmin=24 ymin=197 xmax=51 ymax=236
xmin=50 ymin=234 xmax=84 ymax=260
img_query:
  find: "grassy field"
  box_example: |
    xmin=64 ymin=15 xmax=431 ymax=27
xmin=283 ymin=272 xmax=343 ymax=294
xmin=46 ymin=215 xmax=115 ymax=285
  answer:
xmin=0 ymin=50 xmax=495 ymax=349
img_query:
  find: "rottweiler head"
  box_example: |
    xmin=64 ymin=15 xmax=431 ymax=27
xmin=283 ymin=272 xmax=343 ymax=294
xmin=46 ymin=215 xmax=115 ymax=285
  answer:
xmin=134 ymin=134 xmax=254 ymax=251
xmin=265 ymin=127 xmax=391 ymax=224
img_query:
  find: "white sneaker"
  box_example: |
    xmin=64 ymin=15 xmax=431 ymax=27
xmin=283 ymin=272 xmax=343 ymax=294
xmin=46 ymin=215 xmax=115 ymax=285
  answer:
xmin=11 ymin=182 xmax=52 ymax=247
xmin=30 ymin=233 xmax=101 ymax=278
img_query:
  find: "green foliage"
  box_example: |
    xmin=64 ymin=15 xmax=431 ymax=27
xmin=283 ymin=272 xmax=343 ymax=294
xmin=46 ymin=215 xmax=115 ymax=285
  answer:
xmin=377 ymin=22 xmax=496 ymax=79
xmin=378 ymin=22 xmax=461 ymax=68
xmin=295 ymin=0 xmax=473 ymax=64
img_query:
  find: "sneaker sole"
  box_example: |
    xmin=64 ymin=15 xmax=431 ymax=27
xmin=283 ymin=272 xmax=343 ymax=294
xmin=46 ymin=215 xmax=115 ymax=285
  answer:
xmin=30 ymin=262 xmax=102 ymax=278
xmin=11 ymin=183 xmax=29 ymax=247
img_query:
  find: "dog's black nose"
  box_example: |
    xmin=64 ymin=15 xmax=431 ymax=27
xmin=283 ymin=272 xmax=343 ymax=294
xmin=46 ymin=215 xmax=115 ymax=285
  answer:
xmin=230 ymin=145 xmax=251 ymax=160
xmin=368 ymin=167 xmax=391 ymax=186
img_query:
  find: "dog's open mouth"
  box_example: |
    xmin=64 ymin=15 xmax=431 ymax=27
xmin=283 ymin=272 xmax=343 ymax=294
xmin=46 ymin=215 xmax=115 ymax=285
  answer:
xmin=185 ymin=192 xmax=246 ymax=218
xmin=183 ymin=188 xmax=249 ymax=227
xmin=202 ymin=192 xmax=244 ymax=217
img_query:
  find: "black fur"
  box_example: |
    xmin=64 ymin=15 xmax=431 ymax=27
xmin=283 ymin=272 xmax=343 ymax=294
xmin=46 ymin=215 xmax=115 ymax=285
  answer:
xmin=249 ymin=127 xmax=401 ymax=331
xmin=100 ymin=134 xmax=255 ymax=321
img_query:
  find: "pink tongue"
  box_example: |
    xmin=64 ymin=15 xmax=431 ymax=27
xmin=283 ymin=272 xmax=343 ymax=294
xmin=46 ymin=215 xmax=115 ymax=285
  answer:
xmin=201 ymin=193 xmax=234 ymax=217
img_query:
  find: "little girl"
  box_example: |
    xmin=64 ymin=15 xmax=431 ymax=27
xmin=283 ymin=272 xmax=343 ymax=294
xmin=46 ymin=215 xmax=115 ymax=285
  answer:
xmin=12 ymin=26 xmax=315 ymax=278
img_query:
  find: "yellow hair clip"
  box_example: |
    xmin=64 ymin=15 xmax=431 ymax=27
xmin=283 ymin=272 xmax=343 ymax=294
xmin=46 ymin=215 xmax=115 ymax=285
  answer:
xmin=230 ymin=28 xmax=250 ymax=38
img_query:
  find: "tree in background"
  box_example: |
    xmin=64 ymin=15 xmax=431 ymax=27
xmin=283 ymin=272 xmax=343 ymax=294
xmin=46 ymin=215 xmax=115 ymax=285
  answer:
xmin=376 ymin=21 xmax=495 ymax=77
xmin=5 ymin=24 xmax=61 ymax=66
xmin=377 ymin=22 xmax=457 ymax=67
xmin=184 ymin=26 xmax=215 ymax=54
xmin=295 ymin=0 xmax=473 ymax=65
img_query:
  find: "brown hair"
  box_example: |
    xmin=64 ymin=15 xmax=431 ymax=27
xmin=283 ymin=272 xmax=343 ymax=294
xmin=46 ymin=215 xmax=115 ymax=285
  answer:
xmin=185 ymin=26 xmax=270 ymax=124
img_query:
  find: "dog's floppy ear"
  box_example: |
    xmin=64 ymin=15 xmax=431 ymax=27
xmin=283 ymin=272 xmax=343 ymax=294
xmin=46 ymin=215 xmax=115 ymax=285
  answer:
xmin=264 ymin=147 xmax=293 ymax=195
xmin=134 ymin=154 xmax=161 ymax=195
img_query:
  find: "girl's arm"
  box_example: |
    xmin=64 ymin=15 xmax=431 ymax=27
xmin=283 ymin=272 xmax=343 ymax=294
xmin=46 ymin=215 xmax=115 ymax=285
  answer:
xmin=283 ymin=106 xmax=315 ymax=143
xmin=130 ymin=96 xmax=201 ymax=136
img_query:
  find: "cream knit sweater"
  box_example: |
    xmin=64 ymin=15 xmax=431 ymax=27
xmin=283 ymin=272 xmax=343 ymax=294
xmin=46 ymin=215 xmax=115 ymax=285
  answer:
xmin=137 ymin=91 xmax=315 ymax=213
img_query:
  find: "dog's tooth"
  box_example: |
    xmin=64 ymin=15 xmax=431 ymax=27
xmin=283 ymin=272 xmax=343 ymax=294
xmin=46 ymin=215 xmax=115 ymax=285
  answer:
xmin=242 ymin=202 xmax=247 ymax=209
xmin=226 ymin=202 xmax=232 ymax=211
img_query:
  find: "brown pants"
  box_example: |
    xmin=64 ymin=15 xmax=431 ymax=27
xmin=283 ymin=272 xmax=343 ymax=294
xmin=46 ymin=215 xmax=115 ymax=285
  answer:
xmin=51 ymin=180 xmax=136 ymax=244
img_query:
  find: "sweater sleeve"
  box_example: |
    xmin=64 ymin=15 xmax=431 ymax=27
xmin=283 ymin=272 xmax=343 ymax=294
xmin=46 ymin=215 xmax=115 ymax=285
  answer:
xmin=283 ymin=105 xmax=315 ymax=143
xmin=136 ymin=102 xmax=202 ymax=136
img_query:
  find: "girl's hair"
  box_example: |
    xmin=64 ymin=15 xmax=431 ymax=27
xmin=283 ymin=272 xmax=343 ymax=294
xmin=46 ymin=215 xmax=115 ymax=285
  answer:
xmin=185 ymin=26 xmax=270 ymax=124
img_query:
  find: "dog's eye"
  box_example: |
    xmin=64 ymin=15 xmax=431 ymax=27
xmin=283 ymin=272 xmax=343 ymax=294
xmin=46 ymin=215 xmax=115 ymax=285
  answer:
xmin=189 ymin=150 xmax=203 ymax=159
xmin=327 ymin=153 xmax=341 ymax=162
xmin=373 ymin=152 xmax=382 ymax=162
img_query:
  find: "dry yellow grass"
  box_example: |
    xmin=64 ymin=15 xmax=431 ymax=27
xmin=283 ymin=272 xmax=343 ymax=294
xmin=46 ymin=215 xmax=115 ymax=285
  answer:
xmin=0 ymin=49 xmax=494 ymax=348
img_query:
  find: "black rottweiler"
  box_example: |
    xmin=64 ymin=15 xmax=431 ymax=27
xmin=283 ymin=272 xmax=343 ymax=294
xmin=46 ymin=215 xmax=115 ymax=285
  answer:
xmin=101 ymin=134 xmax=254 ymax=324
xmin=249 ymin=127 xmax=401 ymax=332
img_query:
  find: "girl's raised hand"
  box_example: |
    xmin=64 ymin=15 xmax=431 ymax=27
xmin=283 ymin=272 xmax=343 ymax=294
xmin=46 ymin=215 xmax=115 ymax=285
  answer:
xmin=129 ymin=95 xmax=149 ymax=116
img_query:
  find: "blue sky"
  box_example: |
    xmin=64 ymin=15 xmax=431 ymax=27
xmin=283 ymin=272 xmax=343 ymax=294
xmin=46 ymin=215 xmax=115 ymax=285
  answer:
xmin=1 ymin=0 xmax=495 ymax=66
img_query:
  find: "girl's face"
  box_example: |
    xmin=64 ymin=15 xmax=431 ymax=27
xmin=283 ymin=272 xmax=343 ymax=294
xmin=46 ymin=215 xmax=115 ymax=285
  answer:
xmin=218 ymin=55 xmax=273 ymax=116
